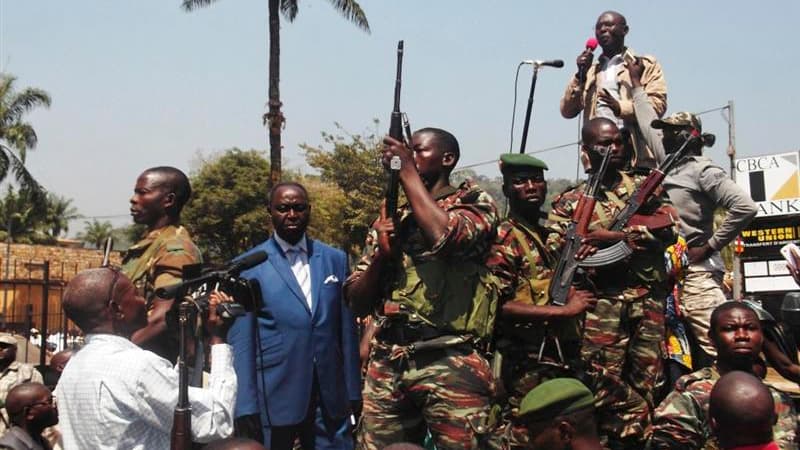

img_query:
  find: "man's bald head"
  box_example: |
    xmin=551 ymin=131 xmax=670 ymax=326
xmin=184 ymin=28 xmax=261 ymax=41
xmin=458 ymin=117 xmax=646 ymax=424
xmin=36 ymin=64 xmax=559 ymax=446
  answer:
xmin=710 ymin=371 xmax=775 ymax=448
xmin=50 ymin=349 xmax=74 ymax=373
xmin=383 ymin=444 xmax=425 ymax=450
xmin=6 ymin=383 xmax=53 ymax=426
xmin=582 ymin=117 xmax=618 ymax=146
xmin=62 ymin=268 xmax=119 ymax=332
xmin=598 ymin=10 xmax=627 ymax=27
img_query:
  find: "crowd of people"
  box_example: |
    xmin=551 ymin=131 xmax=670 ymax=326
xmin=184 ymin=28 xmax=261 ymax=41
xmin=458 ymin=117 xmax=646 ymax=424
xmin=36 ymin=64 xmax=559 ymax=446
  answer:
xmin=0 ymin=8 xmax=797 ymax=450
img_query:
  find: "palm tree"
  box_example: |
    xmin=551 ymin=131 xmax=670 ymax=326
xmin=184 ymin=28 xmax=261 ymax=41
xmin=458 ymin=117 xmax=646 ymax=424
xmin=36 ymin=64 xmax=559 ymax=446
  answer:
xmin=0 ymin=74 xmax=51 ymax=193
xmin=44 ymin=194 xmax=81 ymax=238
xmin=181 ymin=0 xmax=369 ymax=188
xmin=79 ymin=219 xmax=114 ymax=249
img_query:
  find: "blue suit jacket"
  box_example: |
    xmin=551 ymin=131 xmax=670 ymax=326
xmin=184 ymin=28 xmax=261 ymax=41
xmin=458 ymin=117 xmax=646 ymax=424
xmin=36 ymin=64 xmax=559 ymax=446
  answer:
xmin=229 ymin=236 xmax=361 ymax=427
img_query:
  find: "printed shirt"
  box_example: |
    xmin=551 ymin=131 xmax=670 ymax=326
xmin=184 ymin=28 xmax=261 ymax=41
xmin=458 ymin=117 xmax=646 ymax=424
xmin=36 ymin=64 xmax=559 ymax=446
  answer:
xmin=121 ymin=225 xmax=202 ymax=304
xmin=547 ymin=171 xmax=678 ymax=295
xmin=55 ymin=334 xmax=236 ymax=450
xmin=650 ymin=366 xmax=797 ymax=450
xmin=346 ymin=180 xmax=498 ymax=301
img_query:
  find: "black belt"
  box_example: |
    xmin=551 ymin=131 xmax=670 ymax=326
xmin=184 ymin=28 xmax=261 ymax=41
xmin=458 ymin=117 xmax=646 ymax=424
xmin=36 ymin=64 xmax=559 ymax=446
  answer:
xmin=378 ymin=320 xmax=445 ymax=346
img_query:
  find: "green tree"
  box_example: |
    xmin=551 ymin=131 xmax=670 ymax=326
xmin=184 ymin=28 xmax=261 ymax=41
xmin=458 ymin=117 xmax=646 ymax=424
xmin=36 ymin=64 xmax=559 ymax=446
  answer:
xmin=301 ymin=122 xmax=384 ymax=256
xmin=0 ymin=187 xmax=54 ymax=245
xmin=0 ymin=74 xmax=50 ymax=193
xmin=44 ymin=194 xmax=80 ymax=238
xmin=181 ymin=0 xmax=369 ymax=189
xmin=79 ymin=219 xmax=114 ymax=249
xmin=183 ymin=148 xmax=272 ymax=262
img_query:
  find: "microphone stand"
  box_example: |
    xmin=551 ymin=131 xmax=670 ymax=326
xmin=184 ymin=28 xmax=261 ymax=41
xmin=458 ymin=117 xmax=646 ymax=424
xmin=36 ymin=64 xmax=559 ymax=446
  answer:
xmin=518 ymin=64 xmax=541 ymax=154
xmin=171 ymin=298 xmax=193 ymax=450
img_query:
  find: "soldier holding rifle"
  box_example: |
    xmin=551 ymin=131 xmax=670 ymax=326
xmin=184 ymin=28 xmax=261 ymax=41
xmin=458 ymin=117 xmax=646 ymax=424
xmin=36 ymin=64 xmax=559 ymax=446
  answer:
xmin=488 ymin=153 xmax=650 ymax=450
xmin=344 ymin=127 xmax=499 ymax=450
xmin=548 ymin=118 xmax=678 ymax=409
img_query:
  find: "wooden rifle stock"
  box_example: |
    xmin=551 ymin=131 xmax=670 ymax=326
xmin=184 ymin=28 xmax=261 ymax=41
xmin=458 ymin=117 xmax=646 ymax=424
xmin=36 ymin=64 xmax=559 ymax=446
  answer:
xmin=548 ymin=148 xmax=613 ymax=306
xmin=607 ymin=130 xmax=698 ymax=232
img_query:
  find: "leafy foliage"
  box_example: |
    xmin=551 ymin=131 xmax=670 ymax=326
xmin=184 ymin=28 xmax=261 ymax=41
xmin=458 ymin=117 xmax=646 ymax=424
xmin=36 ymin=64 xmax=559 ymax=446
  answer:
xmin=301 ymin=122 xmax=384 ymax=256
xmin=0 ymin=188 xmax=82 ymax=245
xmin=0 ymin=74 xmax=50 ymax=194
xmin=78 ymin=219 xmax=114 ymax=249
xmin=183 ymin=149 xmax=272 ymax=262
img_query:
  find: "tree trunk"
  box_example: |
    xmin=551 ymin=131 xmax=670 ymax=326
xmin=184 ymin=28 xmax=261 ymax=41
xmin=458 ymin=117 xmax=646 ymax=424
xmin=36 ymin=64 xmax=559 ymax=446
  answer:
xmin=266 ymin=0 xmax=284 ymax=189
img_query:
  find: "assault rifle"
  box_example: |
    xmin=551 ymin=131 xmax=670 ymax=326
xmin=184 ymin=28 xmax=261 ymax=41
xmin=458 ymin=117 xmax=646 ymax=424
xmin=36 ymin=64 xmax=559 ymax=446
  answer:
xmin=579 ymin=130 xmax=700 ymax=267
xmin=385 ymin=40 xmax=409 ymax=219
xmin=548 ymin=146 xmax=613 ymax=306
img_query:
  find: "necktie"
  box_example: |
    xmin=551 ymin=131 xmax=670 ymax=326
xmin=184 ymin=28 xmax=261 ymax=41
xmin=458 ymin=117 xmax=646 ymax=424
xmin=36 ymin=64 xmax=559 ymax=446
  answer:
xmin=287 ymin=247 xmax=312 ymax=309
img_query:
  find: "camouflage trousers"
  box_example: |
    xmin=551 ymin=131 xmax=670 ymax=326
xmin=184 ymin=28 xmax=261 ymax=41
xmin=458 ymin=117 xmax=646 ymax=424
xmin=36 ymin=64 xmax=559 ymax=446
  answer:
xmin=488 ymin=349 xmax=650 ymax=450
xmin=356 ymin=340 xmax=495 ymax=450
xmin=581 ymin=292 xmax=665 ymax=407
xmin=681 ymin=271 xmax=727 ymax=359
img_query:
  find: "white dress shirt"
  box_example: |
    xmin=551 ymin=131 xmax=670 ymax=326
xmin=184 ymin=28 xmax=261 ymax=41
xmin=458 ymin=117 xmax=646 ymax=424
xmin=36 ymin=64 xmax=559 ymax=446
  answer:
xmin=55 ymin=334 xmax=236 ymax=450
xmin=595 ymin=53 xmax=625 ymax=127
xmin=274 ymin=233 xmax=313 ymax=309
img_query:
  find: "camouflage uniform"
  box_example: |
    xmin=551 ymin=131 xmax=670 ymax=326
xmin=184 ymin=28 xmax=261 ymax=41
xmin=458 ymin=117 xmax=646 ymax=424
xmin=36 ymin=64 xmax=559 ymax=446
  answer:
xmin=650 ymin=366 xmax=797 ymax=450
xmin=121 ymin=225 xmax=202 ymax=360
xmin=347 ymin=181 xmax=498 ymax=450
xmin=0 ymin=361 xmax=43 ymax=433
xmin=548 ymin=172 xmax=678 ymax=407
xmin=487 ymin=212 xmax=649 ymax=450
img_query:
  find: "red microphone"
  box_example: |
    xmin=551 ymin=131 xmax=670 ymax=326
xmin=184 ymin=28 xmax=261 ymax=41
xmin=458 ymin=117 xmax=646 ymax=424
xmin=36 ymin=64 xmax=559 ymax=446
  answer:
xmin=585 ymin=37 xmax=599 ymax=52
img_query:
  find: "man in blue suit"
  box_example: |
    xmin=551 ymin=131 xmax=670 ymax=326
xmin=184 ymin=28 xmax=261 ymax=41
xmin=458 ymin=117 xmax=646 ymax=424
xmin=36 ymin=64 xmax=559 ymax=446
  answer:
xmin=229 ymin=181 xmax=361 ymax=450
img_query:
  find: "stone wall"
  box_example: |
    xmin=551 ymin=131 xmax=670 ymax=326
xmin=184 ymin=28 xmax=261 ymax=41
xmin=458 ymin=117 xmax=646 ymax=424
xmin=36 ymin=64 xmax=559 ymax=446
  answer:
xmin=0 ymin=243 xmax=123 ymax=333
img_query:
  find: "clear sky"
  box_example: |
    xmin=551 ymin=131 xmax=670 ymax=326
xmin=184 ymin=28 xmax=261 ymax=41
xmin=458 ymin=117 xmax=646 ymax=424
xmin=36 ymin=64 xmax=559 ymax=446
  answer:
xmin=2 ymin=1 xmax=798 ymax=234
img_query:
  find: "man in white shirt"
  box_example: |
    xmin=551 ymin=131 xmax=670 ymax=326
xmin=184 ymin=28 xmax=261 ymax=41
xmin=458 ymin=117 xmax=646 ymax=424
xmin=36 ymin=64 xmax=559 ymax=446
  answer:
xmin=560 ymin=10 xmax=667 ymax=170
xmin=55 ymin=267 xmax=237 ymax=450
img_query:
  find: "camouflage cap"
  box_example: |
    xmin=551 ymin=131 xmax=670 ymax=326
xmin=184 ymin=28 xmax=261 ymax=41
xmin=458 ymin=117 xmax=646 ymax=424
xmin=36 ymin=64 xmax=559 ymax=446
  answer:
xmin=499 ymin=153 xmax=549 ymax=174
xmin=651 ymin=112 xmax=702 ymax=132
xmin=519 ymin=378 xmax=594 ymax=421
xmin=0 ymin=333 xmax=17 ymax=346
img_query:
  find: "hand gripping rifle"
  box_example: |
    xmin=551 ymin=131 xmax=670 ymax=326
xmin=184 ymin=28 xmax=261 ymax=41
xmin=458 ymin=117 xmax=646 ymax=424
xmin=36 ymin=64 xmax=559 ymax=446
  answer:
xmin=548 ymin=146 xmax=613 ymax=306
xmin=579 ymin=130 xmax=701 ymax=268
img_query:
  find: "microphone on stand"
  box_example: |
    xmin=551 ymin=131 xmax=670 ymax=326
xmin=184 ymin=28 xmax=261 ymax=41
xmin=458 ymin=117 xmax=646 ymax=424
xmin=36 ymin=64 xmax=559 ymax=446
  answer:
xmin=522 ymin=59 xmax=565 ymax=68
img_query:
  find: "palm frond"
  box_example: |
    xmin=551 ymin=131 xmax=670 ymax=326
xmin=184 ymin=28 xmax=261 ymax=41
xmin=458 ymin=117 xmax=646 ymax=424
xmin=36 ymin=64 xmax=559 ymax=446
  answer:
xmin=326 ymin=0 xmax=370 ymax=32
xmin=2 ymin=88 xmax=51 ymax=126
xmin=0 ymin=144 xmax=44 ymax=200
xmin=280 ymin=0 xmax=299 ymax=22
xmin=181 ymin=0 xmax=220 ymax=12
xmin=3 ymin=123 xmax=37 ymax=161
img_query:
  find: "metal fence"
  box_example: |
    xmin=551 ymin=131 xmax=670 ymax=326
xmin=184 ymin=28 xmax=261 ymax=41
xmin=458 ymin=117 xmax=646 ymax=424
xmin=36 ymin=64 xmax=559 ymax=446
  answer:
xmin=0 ymin=259 xmax=103 ymax=367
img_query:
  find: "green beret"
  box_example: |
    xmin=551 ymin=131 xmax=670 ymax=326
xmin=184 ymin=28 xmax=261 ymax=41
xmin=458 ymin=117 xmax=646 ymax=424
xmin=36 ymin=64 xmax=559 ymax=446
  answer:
xmin=519 ymin=378 xmax=594 ymax=421
xmin=499 ymin=153 xmax=549 ymax=173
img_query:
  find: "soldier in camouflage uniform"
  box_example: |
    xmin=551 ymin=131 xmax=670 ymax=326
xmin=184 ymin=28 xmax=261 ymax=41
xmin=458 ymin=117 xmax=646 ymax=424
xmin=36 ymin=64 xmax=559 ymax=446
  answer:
xmin=345 ymin=127 xmax=498 ymax=450
xmin=649 ymin=302 xmax=797 ymax=450
xmin=548 ymin=118 xmax=678 ymax=409
xmin=122 ymin=166 xmax=201 ymax=362
xmin=0 ymin=334 xmax=43 ymax=434
xmin=488 ymin=153 xmax=649 ymax=450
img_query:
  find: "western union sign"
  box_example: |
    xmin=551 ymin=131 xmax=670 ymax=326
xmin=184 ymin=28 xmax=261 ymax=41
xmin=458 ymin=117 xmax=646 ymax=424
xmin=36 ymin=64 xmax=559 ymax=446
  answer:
xmin=735 ymin=151 xmax=800 ymax=217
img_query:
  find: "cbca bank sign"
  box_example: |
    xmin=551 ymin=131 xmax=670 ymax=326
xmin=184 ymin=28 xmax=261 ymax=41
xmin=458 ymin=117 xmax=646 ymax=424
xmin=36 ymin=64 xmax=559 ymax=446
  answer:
xmin=735 ymin=151 xmax=800 ymax=218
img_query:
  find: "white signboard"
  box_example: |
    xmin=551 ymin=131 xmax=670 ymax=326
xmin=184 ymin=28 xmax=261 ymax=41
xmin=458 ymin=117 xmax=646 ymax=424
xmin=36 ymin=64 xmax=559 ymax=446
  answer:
xmin=735 ymin=152 xmax=800 ymax=217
